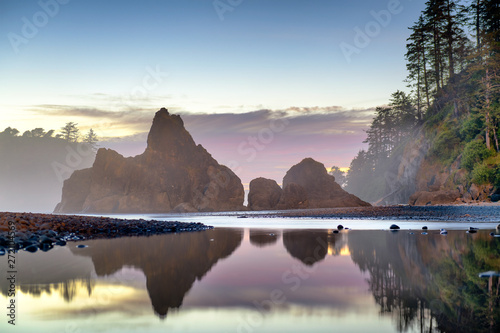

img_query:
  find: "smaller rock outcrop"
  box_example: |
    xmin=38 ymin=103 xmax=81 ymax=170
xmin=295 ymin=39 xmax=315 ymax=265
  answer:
xmin=248 ymin=158 xmax=370 ymax=210
xmin=248 ymin=178 xmax=282 ymax=210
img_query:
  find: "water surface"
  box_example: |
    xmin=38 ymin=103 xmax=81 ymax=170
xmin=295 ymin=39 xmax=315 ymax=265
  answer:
xmin=1 ymin=226 xmax=499 ymax=332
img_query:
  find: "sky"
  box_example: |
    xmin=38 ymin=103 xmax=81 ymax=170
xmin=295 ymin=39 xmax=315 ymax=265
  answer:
xmin=0 ymin=0 xmax=428 ymax=185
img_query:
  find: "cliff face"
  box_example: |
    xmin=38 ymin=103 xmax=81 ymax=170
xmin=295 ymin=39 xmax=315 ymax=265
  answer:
xmin=55 ymin=108 xmax=245 ymax=213
xmin=380 ymin=128 xmax=495 ymax=206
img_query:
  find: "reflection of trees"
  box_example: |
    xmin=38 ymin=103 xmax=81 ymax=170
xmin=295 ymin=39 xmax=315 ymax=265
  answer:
xmin=16 ymin=279 xmax=94 ymax=302
xmin=283 ymin=230 xmax=343 ymax=265
xmin=71 ymin=229 xmax=243 ymax=318
xmin=249 ymin=230 xmax=280 ymax=247
xmin=348 ymin=230 xmax=500 ymax=333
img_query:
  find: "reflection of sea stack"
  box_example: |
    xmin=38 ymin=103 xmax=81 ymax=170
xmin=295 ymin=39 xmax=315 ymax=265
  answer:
xmin=249 ymin=230 xmax=280 ymax=247
xmin=283 ymin=230 xmax=332 ymax=265
xmin=71 ymin=229 xmax=243 ymax=318
xmin=55 ymin=108 xmax=245 ymax=213
xmin=249 ymin=158 xmax=370 ymax=210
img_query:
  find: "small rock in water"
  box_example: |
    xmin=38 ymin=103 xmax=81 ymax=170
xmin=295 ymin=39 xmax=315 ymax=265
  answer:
xmin=76 ymin=244 xmax=88 ymax=248
xmin=440 ymin=229 xmax=448 ymax=235
xmin=422 ymin=232 xmax=428 ymax=235
xmin=333 ymin=230 xmax=339 ymax=234
xmin=497 ymin=224 xmax=500 ymax=230
xmin=389 ymin=224 xmax=400 ymax=230
xmin=269 ymin=233 xmax=275 ymax=236
xmin=337 ymin=225 xmax=344 ymax=230
xmin=468 ymin=227 xmax=478 ymax=233
xmin=422 ymin=226 xmax=428 ymax=230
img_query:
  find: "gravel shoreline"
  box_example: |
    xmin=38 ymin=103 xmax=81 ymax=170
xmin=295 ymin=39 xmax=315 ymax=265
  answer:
xmin=0 ymin=212 xmax=212 ymax=254
xmin=238 ymin=205 xmax=500 ymax=222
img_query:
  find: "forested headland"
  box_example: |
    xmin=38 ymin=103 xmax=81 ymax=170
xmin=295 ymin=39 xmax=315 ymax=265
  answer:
xmin=344 ymin=0 xmax=500 ymax=205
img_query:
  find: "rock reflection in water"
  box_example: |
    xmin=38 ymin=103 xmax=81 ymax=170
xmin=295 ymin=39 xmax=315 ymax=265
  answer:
xmin=283 ymin=229 xmax=344 ymax=265
xmin=70 ymin=228 xmax=243 ymax=318
xmin=249 ymin=230 xmax=280 ymax=247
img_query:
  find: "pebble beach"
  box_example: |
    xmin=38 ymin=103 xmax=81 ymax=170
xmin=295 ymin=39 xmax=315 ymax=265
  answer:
xmin=0 ymin=212 xmax=212 ymax=254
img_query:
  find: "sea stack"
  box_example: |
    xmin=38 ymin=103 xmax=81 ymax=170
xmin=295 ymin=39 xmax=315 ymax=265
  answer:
xmin=54 ymin=108 xmax=245 ymax=213
xmin=248 ymin=158 xmax=370 ymax=210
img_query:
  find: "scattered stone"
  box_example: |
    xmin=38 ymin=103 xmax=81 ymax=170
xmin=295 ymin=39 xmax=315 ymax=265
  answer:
xmin=76 ymin=245 xmax=88 ymax=248
xmin=422 ymin=232 xmax=428 ymax=235
xmin=422 ymin=226 xmax=428 ymax=230
xmin=337 ymin=225 xmax=344 ymax=230
xmin=389 ymin=224 xmax=400 ymax=230
xmin=333 ymin=230 xmax=339 ymax=234
xmin=468 ymin=227 xmax=478 ymax=233
xmin=24 ymin=245 xmax=38 ymax=253
xmin=440 ymin=229 xmax=448 ymax=235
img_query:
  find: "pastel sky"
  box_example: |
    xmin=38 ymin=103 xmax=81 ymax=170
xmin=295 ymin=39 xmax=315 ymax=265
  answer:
xmin=0 ymin=0 xmax=427 ymax=184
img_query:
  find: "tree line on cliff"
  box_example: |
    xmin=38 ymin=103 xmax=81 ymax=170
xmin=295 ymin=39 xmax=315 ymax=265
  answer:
xmin=345 ymin=0 xmax=500 ymax=203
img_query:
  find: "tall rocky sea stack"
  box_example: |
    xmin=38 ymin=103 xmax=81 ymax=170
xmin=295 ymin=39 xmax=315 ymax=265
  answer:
xmin=248 ymin=158 xmax=370 ymax=210
xmin=54 ymin=108 xmax=245 ymax=213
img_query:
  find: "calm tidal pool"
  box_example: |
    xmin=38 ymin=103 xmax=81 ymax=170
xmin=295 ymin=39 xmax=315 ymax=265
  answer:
xmin=1 ymin=225 xmax=499 ymax=332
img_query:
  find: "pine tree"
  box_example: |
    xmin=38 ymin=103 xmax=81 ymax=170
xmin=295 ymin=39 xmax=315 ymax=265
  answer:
xmin=60 ymin=122 xmax=80 ymax=142
xmin=83 ymin=129 xmax=99 ymax=151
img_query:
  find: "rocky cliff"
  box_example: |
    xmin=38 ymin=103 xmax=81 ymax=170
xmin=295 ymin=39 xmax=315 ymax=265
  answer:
xmin=54 ymin=108 xmax=245 ymax=213
xmin=248 ymin=158 xmax=370 ymax=210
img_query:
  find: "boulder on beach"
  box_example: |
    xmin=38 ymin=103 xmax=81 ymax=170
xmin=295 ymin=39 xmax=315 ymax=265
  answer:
xmin=280 ymin=158 xmax=370 ymax=209
xmin=54 ymin=108 xmax=245 ymax=213
xmin=248 ymin=177 xmax=283 ymax=211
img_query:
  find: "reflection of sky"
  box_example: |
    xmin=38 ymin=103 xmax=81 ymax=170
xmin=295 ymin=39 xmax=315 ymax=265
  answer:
xmin=0 ymin=229 xmax=396 ymax=333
